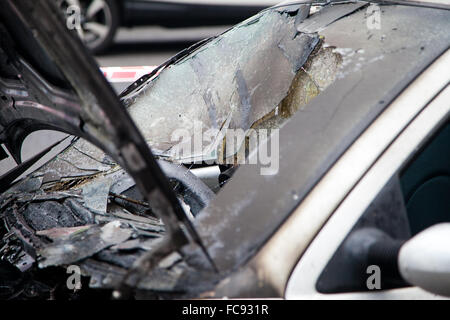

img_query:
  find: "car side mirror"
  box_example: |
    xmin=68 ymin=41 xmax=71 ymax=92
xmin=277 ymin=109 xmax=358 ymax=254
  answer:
xmin=399 ymin=223 xmax=450 ymax=297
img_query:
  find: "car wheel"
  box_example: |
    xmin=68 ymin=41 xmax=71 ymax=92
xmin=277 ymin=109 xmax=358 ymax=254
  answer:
xmin=59 ymin=0 xmax=119 ymax=54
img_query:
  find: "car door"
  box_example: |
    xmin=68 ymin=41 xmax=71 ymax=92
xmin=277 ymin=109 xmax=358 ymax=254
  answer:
xmin=285 ymin=52 xmax=450 ymax=299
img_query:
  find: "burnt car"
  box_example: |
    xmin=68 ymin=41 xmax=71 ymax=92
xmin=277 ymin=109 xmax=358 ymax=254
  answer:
xmin=58 ymin=0 xmax=278 ymax=53
xmin=0 ymin=0 xmax=449 ymax=300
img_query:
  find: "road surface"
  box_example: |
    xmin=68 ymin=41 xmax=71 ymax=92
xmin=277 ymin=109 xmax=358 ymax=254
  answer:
xmin=96 ymin=25 xmax=230 ymax=67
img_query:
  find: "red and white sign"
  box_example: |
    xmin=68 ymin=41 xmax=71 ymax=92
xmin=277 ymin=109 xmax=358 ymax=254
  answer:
xmin=100 ymin=66 xmax=157 ymax=83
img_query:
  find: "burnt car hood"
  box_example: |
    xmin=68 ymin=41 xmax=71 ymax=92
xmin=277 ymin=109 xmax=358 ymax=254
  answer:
xmin=0 ymin=0 xmax=216 ymax=276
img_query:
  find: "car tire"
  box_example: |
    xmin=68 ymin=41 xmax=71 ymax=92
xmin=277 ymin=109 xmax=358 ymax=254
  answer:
xmin=83 ymin=0 xmax=119 ymax=54
xmin=61 ymin=0 xmax=119 ymax=54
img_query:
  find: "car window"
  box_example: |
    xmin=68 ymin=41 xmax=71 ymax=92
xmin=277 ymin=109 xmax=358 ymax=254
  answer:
xmin=400 ymin=121 xmax=450 ymax=235
xmin=316 ymin=118 xmax=450 ymax=294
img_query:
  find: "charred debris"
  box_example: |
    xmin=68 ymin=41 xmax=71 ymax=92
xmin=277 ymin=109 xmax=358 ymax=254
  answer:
xmin=0 ymin=1 xmax=367 ymax=299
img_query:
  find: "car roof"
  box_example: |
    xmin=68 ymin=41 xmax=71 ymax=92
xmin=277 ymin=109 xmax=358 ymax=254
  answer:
xmin=193 ymin=3 xmax=450 ymax=273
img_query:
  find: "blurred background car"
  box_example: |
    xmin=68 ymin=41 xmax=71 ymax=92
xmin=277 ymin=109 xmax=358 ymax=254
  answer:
xmin=58 ymin=0 xmax=278 ymax=53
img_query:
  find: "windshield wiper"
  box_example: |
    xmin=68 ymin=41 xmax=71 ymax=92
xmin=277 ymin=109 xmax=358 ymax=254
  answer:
xmin=270 ymin=0 xmax=450 ymax=11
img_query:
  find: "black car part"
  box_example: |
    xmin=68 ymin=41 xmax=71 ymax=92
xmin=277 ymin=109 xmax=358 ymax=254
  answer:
xmin=0 ymin=0 xmax=216 ymax=283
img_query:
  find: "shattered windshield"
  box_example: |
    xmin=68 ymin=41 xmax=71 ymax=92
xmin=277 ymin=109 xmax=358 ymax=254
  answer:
xmin=122 ymin=6 xmax=341 ymax=168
